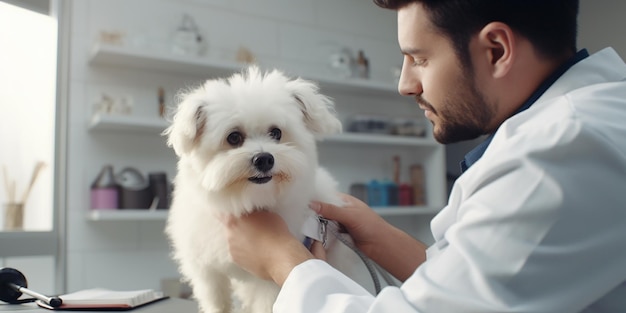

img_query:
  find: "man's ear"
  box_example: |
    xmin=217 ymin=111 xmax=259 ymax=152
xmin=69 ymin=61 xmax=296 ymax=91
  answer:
xmin=477 ymin=22 xmax=515 ymax=78
xmin=162 ymin=86 xmax=208 ymax=156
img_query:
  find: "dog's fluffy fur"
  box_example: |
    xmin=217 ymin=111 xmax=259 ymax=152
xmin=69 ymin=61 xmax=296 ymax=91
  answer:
xmin=163 ymin=67 xmax=349 ymax=313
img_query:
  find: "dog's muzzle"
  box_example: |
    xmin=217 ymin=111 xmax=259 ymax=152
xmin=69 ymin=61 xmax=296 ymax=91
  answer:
xmin=248 ymin=152 xmax=274 ymax=184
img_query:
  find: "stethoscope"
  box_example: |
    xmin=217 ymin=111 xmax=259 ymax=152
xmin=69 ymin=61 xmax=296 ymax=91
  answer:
xmin=0 ymin=267 xmax=62 ymax=308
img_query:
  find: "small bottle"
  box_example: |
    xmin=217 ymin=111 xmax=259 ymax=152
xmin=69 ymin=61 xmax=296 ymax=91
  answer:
xmin=367 ymin=180 xmax=384 ymax=207
xmin=349 ymin=183 xmax=368 ymax=203
xmin=410 ymin=164 xmax=426 ymax=205
xmin=382 ymin=180 xmax=398 ymax=206
xmin=172 ymin=14 xmax=203 ymax=56
xmin=356 ymin=50 xmax=369 ymax=79
xmin=398 ymin=183 xmax=414 ymax=206
xmin=158 ymin=87 xmax=165 ymax=118
xmin=90 ymin=165 xmax=119 ymax=210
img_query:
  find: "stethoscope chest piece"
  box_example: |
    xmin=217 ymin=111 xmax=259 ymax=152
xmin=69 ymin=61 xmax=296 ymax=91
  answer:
xmin=0 ymin=267 xmax=28 ymax=303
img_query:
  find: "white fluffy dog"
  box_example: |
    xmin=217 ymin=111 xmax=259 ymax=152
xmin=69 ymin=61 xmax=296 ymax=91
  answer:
xmin=163 ymin=67 xmax=348 ymax=313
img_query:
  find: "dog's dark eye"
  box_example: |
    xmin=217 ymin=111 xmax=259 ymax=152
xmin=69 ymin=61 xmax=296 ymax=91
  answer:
xmin=269 ymin=128 xmax=282 ymax=141
xmin=226 ymin=131 xmax=244 ymax=146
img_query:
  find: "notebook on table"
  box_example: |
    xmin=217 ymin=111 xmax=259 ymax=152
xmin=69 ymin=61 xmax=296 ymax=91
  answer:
xmin=36 ymin=288 xmax=168 ymax=311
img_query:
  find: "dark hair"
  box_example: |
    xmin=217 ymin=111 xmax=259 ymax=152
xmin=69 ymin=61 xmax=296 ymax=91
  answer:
xmin=374 ymin=0 xmax=579 ymax=68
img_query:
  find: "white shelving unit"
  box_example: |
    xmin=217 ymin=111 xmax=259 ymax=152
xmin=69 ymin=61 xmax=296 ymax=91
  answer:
xmin=86 ymin=44 xmax=447 ymax=221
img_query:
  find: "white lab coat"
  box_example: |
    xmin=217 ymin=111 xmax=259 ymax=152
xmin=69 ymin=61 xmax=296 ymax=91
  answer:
xmin=273 ymin=47 xmax=626 ymax=312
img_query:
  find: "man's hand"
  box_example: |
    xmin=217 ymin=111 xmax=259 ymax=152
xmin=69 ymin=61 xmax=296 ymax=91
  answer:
xmin=310 ymin=194 xmax=390 ymax=258
xmin=224 ymin=210 xmax=315 ymax=286
xmin=311 ymin=193 xmax=427 ymax=282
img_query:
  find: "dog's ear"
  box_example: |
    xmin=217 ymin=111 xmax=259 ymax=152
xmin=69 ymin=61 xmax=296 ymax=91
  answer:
xmin=162 ymin=86 xmax=208 ymax=156
xmin=286 ymin=78 xmax=342 ymax=136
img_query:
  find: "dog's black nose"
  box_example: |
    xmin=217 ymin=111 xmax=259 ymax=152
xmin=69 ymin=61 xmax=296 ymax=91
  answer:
xmin=252 ymin=153 xmax=274 ymax=172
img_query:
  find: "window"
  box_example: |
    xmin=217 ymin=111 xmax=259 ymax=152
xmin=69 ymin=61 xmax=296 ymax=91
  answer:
xmin=0 ymin=0 xmax=67 ymax=294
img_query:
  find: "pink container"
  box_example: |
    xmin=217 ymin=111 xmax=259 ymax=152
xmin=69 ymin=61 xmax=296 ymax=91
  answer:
xmin=90 ymin=188 xmax=119 ymax=210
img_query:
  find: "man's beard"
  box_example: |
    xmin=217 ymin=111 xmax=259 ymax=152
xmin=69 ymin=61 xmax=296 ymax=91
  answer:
xmin=418 ymin=71 xmax=495 ymax=144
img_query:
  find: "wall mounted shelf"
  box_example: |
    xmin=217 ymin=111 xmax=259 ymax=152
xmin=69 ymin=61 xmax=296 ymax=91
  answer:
xmin=89 ymin=114 xmax=168 ymax=133
xmin=87 ymin=206 xmax=439 ymax=221
xmin=89 ymin=44 xmax=400 ymax=97
xmin=88 ymin=209 xmax=168 ymax=221
xmin=89 ymin=113 xmax=438 ymax=147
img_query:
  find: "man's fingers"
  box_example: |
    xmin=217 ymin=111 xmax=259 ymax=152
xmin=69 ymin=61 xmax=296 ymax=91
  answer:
xmin=310 ymin=201 xmax=343 ymax=220
xmin=310 ymin=194 xmax=361 ymax=224
xmin=310 ymin=240 xmax=327 ymax=260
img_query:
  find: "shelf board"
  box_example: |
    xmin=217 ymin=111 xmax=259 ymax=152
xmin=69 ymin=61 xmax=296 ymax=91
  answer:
xmin=89 ymin=115 xmax=436 ymax=147
xmin=324 ymin=132 xmax=437 ymax=147
xmin=88 ymin=114 xmax=169 ymax=133
xmin=89 ymin=43 xmax=245 ymax=78
xmin=89 ymin=44 xmax=399 ymax=97
xmin=373 ymin=206 xmax=440 ymax=216
xmin=87 ymin=206 xmax=438 ymax=221
xmin=309 ymin=74 xmax=398 ymax=97
xmin=88 ymin=209 xmax=169 ymax=221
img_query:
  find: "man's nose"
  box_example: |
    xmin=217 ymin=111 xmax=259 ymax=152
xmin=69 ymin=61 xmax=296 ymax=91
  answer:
xmin=398 ymin=61 xmax=422 ymax=96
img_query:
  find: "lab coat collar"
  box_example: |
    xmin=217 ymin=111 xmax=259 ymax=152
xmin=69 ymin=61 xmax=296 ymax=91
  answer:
xmin=460 ymin=49 xmax=590 ymax=173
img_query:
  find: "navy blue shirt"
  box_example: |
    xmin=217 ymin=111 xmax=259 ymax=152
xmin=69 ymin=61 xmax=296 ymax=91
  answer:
xmin=459 ymin=49 xmax=590 ymax=173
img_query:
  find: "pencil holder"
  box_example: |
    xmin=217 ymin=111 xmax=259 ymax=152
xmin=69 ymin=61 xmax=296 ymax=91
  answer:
xmin=3 ymin=203 xmax=23 ymax=231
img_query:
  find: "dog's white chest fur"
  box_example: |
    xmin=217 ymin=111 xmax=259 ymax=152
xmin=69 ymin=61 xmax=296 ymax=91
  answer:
xmin=163 ymin=67 xmax=347 ymax=313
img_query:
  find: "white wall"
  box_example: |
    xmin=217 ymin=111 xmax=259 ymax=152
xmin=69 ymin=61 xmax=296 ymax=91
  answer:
xmin=65 ymin=0 xmax=407 ymax=293
xmin=579 ymin=1 xmax=626 ymax=56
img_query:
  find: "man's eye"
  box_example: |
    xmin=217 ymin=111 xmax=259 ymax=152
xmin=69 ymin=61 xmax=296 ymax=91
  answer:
xmin=269 ymin=128 xmax=282 ymax=141
xmin=226 ymin=131 xmax=244 ymax=146
xmin=413 ymin=58 xmax=427 ymax=66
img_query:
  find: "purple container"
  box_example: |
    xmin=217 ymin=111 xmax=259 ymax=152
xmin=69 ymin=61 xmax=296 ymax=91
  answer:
xmin=90 ymin=187 xmax=119 ymax=210
xmin=90 ymin=165 xmax=120 ymax=210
